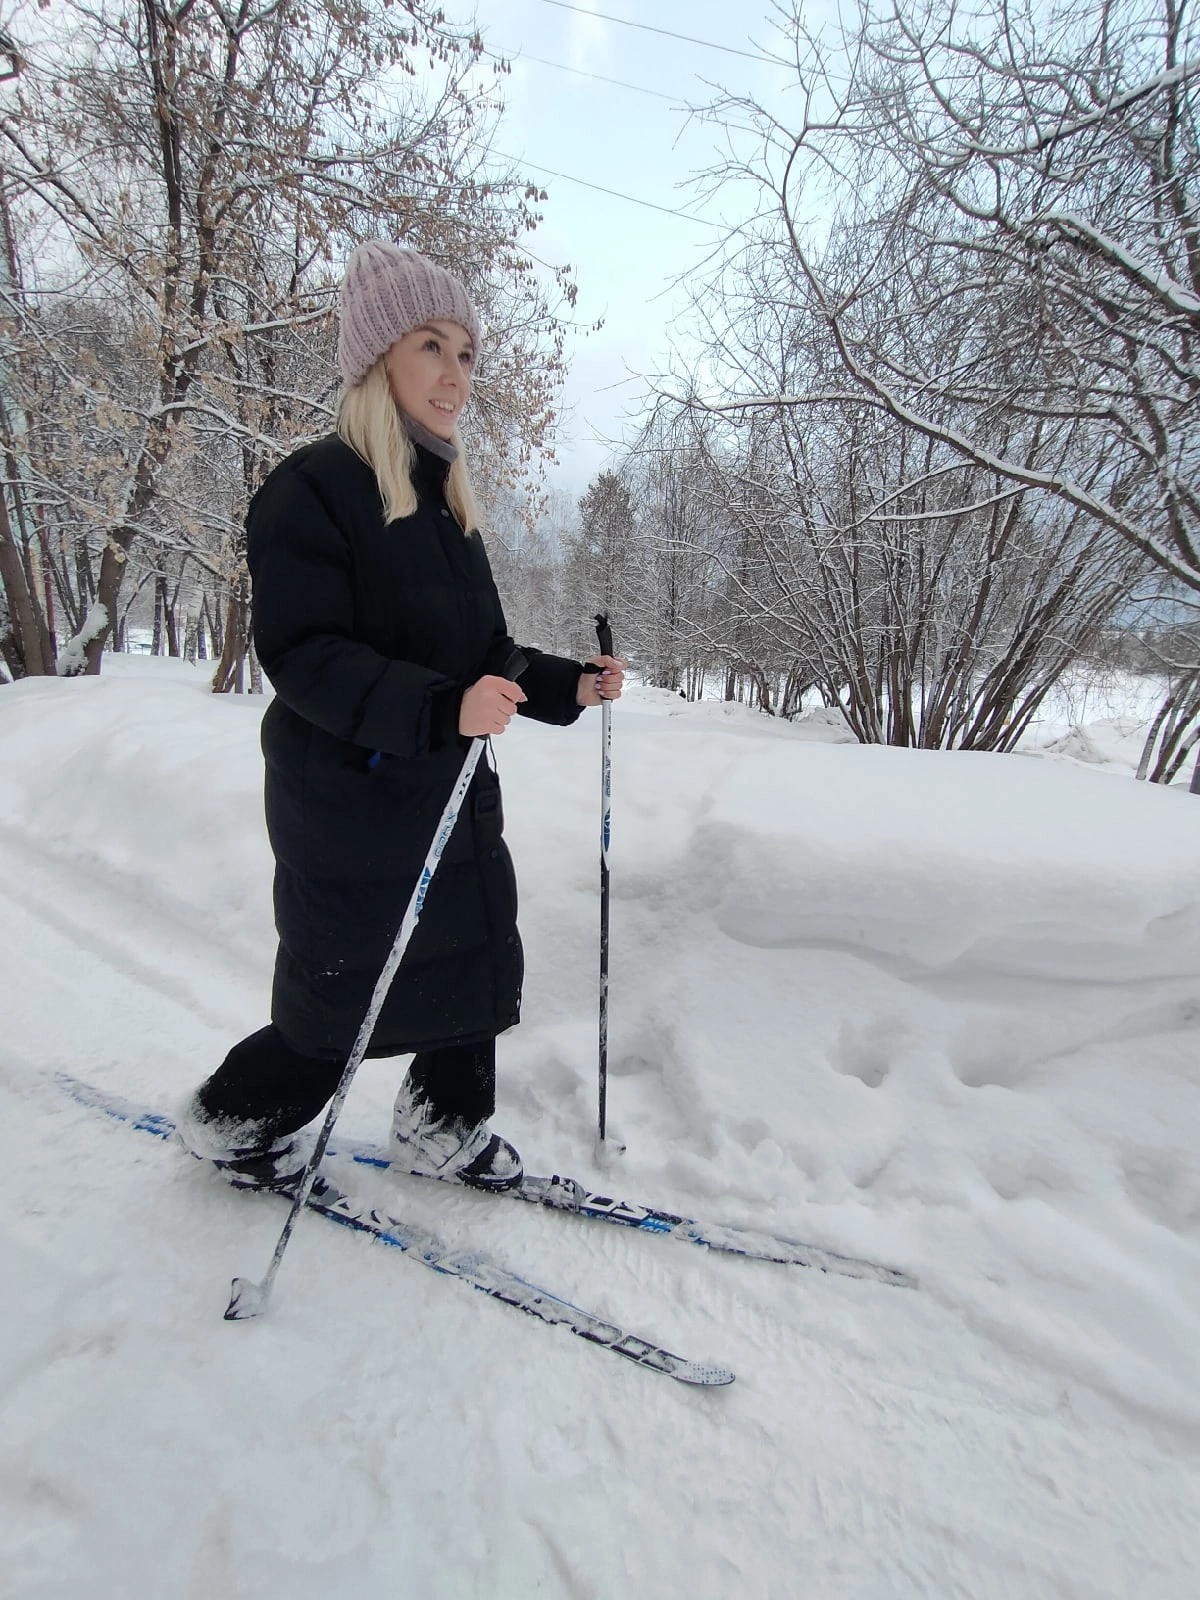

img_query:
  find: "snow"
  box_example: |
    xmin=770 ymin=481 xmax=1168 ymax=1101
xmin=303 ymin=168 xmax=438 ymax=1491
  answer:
xmin=55 ymin=602 xmax=111 ymax=678
xmin=2 ymin=659 xmax=1199 ymax=1598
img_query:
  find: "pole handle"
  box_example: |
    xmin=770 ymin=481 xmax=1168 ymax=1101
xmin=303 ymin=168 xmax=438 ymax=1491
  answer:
xmin=501 ymin=645 xmax=529 ymax=682
xmin=594 ymin=613 xmax=613 ymax=659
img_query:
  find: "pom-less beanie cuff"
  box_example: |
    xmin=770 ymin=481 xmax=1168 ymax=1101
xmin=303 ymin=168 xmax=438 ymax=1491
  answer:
xmin=336 ymin=240 xmax=480 ymax=387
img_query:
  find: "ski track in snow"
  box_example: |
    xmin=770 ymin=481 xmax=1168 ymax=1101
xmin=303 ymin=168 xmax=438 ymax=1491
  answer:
xmin=2 ymin=661 xmax=1199 ymax=1599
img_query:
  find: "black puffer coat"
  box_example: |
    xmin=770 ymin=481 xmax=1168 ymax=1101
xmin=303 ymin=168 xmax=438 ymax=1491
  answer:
xmin=247 ymin=433 xmax=584 ymax=1059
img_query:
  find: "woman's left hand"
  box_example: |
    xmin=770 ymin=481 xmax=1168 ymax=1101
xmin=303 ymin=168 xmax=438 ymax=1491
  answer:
xmin=576 ymin=655 xmax=626 ymax=707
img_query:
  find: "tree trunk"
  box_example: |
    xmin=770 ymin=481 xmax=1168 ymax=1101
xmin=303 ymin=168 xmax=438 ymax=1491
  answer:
xmin=211 ymin=579 xmax=249 ymax=693
xmin=183 ymin=596 xmax=200 ymax=663
xmin=0 ymin=486 xmax=51 ymax=676
xmin=208 ymin=591 xmax=225 ymax=657
xmin=83 ymin=535 xmax=133 ymax=672
xmin=37 ymin=521 xmax=57 ymax=663
xmin=0 ymin=406 xmax=55 ymax=673
xmin=0 ymin=632 xmax=21 ymax=681
xmin=152 ymin=573 xmax=165 ymax=654
xmin=165 ymin=581 xmax=181 ymax=657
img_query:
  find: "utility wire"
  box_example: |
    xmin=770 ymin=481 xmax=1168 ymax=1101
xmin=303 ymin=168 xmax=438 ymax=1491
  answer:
xmin=487 ymin=46 xmax=683 ymax=102
xmin=485 ymin=48 xmax=765 ymax=136
xmin=493 ymin=148 xmax=723 ymax=227
xmin=531 ymin=0 xmax=779 ymax=66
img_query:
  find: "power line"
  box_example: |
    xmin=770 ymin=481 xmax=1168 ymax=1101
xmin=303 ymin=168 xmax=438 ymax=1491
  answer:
xmin=488 ymin=46 xmax=683 ymax=103
xmin=492 ymin=148 xmax=723 ymax=227
xmin=487 ymin=48 xmax=765 ymax=137
xmin=531 ymin=0 xmax=779 ymax=66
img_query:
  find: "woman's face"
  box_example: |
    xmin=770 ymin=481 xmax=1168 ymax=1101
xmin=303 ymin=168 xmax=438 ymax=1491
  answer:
xmin=384 ymin=320 xmax=474 ymax=440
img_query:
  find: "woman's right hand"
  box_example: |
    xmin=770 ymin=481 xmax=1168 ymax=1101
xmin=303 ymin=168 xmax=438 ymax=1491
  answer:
xmin=459 ymin=675 xmax=527 ymax=737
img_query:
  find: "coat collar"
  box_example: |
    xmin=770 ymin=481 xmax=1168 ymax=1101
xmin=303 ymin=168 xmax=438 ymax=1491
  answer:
xmin=401 ymin=411 xmax=456 ymax=486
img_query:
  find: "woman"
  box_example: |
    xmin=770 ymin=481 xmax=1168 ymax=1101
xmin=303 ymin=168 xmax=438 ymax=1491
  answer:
xmin=179 ymin=240 xmax=624 ymax=1192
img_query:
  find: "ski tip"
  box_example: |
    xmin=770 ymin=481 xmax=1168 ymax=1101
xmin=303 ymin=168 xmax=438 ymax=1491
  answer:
xmin=675 ymin=1361 xmax=736 ymax=1387
xmin=224 ymin=1276 xmax=267 ymax=1321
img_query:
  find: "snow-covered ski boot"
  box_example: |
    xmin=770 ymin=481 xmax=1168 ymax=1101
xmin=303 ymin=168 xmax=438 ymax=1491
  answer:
xmin=175 ymin=1093 xmax=308 ymax=1191
xmin=390 ymin=1092 xmax=522 ymax=1191
xmin=209 ymin=1138 xmax=307 ymax=1192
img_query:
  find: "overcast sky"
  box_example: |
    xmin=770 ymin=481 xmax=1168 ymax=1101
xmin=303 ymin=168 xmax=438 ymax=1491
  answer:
xmin=455 ymin=0 xmax=806 ymax=496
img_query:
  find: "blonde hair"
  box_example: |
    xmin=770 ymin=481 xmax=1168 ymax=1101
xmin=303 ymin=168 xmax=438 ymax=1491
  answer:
xmin=336 ymin=358 xmax=481 ymax=531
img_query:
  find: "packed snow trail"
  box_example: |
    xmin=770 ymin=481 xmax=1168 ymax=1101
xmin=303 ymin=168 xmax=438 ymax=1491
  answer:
xmin=2 ymin=660 xmax=1199 ymax=1599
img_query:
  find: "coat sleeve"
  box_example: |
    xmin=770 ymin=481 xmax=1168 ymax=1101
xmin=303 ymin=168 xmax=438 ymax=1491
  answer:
xmin=248 ymin=464 xmax=463 ymax=755
xmin=515 ymin=647 xmax=588 ymax=727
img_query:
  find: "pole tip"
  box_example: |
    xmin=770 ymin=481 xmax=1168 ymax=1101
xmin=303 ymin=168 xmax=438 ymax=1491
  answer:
xmin=224 ymin=1276 xmax=267 ymax=1321
xmin=593 ymin=1132 xmax=627 ymax=1168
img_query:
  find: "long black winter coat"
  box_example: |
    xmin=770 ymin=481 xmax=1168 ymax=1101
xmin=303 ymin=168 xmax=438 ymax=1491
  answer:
xmin=247 ymin=433 xmax=583 ymax=1060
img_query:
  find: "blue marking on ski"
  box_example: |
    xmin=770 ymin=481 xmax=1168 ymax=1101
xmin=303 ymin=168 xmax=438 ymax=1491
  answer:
xmin=333 ymin=1135 xmax=915 ymax=1286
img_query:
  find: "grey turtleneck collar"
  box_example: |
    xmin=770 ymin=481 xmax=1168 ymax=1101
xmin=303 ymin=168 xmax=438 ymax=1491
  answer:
xmin=400 ymin=411 xmax=458 ymax=466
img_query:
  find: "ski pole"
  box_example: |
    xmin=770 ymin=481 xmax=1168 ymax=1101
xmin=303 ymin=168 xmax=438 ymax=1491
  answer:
xmin=594 ymin=613 xmax=614 ymax=1147
xmin=226 ymin=649 xmax=527 ymax=1321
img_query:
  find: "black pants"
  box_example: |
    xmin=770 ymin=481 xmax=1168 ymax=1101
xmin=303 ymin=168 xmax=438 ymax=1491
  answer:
xmin=195 ymin=1024 xmax=496 ymax=1145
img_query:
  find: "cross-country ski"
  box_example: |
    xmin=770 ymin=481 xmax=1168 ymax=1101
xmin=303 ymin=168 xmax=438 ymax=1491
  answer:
xmin=62 ymin=1075 xmax=733 ymax=1386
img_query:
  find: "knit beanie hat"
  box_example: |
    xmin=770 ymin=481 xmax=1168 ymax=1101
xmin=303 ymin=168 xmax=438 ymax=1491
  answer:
xmin=336 ymin=240 xmax=481 ymax=387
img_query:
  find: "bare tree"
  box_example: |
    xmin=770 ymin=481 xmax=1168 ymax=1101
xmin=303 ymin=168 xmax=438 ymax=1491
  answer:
xmin=1 ymin=0 xmax=575 ymax=681
xmin=619 ymin=415 xmax=729 ymax=696
xmin=487 ymin=484 xmax=580 ymax=657
xmin=675 ymin=0 xmax=1197 ymax=764
xmin=1132 ymin=606 xmax=1200 ymax=780
xmin=681 ymin=391 xmax=1147 ymax=746
xmin=0 ymin=189 xmax=54 ymax=677
xmin=728 ymin=0 xmax=1200 ymax=579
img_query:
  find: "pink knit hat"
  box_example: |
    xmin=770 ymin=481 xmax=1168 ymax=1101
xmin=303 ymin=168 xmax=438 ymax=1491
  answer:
xmin=336 ymin=240 xmax=480 ymax=387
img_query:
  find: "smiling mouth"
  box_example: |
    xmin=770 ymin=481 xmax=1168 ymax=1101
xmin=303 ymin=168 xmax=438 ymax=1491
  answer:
xmin=431 ymin=400 xmax=456 ymax=414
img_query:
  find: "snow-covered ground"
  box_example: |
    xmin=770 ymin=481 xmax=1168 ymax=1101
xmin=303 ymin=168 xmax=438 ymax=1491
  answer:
xmin=2 ymin=658 xmax=1199 ymax=1599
